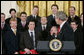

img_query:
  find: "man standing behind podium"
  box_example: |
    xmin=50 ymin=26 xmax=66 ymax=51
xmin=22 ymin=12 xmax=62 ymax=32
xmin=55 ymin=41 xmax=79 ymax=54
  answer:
xmin=55 ymin=11 xmax=74 ymax=41
xmin=20 ymin=20 xmax=42 ymax=54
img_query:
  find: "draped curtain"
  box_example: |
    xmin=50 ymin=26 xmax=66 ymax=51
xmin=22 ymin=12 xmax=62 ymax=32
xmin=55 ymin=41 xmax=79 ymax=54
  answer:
xmin=17 ymin=1 xmax=83 ymax=17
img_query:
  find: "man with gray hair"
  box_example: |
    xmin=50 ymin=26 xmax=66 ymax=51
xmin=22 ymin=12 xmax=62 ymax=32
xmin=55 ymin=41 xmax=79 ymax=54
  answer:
xmin=55 ymin=11 xmax=74 ymax=41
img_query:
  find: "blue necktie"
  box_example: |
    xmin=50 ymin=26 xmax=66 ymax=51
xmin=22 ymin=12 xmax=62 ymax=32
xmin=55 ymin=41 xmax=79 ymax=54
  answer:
xmin=31 ymin=32 xmax=34 ymax=48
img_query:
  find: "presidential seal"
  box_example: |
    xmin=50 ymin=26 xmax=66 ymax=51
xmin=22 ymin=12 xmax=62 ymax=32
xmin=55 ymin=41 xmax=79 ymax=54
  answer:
xmin=49 ymin=39 xmax=62 ymax=51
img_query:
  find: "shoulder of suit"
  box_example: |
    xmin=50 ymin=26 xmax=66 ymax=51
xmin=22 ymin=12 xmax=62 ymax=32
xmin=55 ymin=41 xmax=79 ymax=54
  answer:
xmin=75 ymin=15 xmax=80 ymax=18
xmin=65 ymin=22 xmax=73 ymax=31
xmin=27 ymin=15 xmax=32 ymax=18
xmin=47 ymin=14 xmax=52 ymax=18
xmin=5 ymin=17 xmax=11 ymax=20
xmin=37 ymin=15 xmax=41 ymax=18
xmin=20 ymin=31 xmax=28 ymax=35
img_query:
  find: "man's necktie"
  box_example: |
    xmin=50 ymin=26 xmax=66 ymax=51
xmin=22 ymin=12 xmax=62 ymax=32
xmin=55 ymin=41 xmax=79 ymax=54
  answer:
xmin=1 ymin=23 xmax=4 ymax=29
xmin=31 ymin=32 xmax=34 ymax=48
xmin=72 ymin=16 xmax=74 ymax=21
xmin=22 ymin=23 xmax=25 ymax=27
xmin=57 ymin=26 xmax=60 ymax=34
xmin=43 ymin=26 xmax=46 ymax=31
xmin=53 ymin=16 xmax=55 ymax=19
xmin=14 ymin=29 xmax=16 ymax=35
xmin=33 ymin=16 xmax=36 ymax=19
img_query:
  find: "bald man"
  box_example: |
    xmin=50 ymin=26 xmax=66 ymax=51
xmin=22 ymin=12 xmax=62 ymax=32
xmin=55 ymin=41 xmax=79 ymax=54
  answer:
xmin=36 ymin=17 xmax=51 ymax=40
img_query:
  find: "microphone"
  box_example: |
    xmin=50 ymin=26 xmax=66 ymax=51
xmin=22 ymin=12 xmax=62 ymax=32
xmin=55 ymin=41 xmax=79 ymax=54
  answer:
xmin=52 ymin=33 xmax=55 ymax=38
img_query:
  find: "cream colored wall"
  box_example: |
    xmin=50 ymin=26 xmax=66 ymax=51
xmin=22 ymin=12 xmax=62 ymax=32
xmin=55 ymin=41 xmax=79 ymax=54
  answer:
xmin=1 ymin=1 xmax=19 ymax=19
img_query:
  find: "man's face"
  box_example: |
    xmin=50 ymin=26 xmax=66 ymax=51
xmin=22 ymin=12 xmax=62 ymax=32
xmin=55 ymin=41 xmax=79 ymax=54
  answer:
xmin=11 ymin=11 xmax=16 ymax=18
xmin=10 ymin=21 xmax=17 ymax=29
xmin=80 ymin=14 xmax=83 ymax=22
xmin=41 ymin=17 xmax=47 ymax=25
xmin=52 ymin=6 xmax=58 ymax=14
xmin=28 ymin=22 xmax=35 ymax=31
xmin=1 ymin=14 xmax=5 ymax=23
xmin=69 ymin=8 xmax=75 ymax=16
xmin=20 ymin=14 xmax=27 ymax=22
xmin=50 ymin=27 xmax=57 ymax=35
xmin=33 ymin=8 xmax=38 ymax=15
xmin=70 ymin=22 xmax=78 ymax=30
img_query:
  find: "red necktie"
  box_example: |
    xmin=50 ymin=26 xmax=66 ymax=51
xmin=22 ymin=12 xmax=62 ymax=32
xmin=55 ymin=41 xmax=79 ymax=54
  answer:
xmin=57 ymin=26 xmax=60 ymax=34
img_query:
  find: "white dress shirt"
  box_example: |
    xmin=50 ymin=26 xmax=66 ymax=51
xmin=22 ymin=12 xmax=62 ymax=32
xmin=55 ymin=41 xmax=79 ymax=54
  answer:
xmin=60 ymin=21 xmax=66 ymax=31
xmin=71 ymin=15 xmax=76 ymax=18
xmin=32 ymin=14 xmax=37 ymax=18
xmin=21 ymin=21 xmax=26 ymax=25
xmin=42 ymin=24 xmax=47 ymax=30
xmin=11 ymin=28 xmax=17 ymax=34
xmin=28 ymin=29 xmax=36 ymax=49
xmin=52 ymin=14 xmax=55 ymax=19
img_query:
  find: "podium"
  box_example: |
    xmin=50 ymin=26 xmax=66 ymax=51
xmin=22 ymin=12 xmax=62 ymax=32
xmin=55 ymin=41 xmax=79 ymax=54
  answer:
xmin=37 ymin=41 xmax=76 ymax=54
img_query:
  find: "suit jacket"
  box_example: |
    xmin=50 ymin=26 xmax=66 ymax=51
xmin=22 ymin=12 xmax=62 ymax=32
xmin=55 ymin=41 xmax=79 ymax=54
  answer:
xmin=74 ymin=29 xmax=83 ymax=54
xmin=5 ymin=17 xmax=21 ymax=25
xmin=20 ymin=30 xmax=42 ymax=50
xmin=17 ymin=21 xmax=28 ymax=32
xmin=57 ymin=22 xmax=74 ymax=41
xmin=1 ymin=22 xmax=10 ymax=36
xmin=36 ymin=23 xmax=52 ymax=40
xmin=67 ymin=15 xmax=81 ymax=25
xmin=4 ymin=28 xmax=20 ymax=54
xmin=27 ymin=15 xmax=41 ymax=27
xmin=1 ymin=22 xmax=10 ymax=54
xmin=47 ymin=15 xmax=59 ymax=27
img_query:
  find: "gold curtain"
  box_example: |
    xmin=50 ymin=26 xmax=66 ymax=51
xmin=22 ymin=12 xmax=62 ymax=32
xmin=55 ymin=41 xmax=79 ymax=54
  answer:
xmin=17 ymin=1 xmax=83 ymax=17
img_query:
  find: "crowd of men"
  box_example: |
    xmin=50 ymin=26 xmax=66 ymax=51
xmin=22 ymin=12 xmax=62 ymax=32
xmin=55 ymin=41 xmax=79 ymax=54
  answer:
xmin=1 ymin=4 xmax=83 ymax=54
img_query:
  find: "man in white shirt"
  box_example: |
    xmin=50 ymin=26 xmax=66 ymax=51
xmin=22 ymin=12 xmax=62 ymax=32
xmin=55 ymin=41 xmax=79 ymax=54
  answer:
xmin=20 ymin=20 xmax=42 ymax=54
xmin=4 ymin=18 xmax=20 ymax=54
xmin=36 ymin=17 xmax=51 ymax=40
xmin=27 ymin=6 xmax=41 ymax=27
xmin=47 ymin=4 xmax=59 ymax=26
xmin=67 ymin=6 xmax=81 ymax=25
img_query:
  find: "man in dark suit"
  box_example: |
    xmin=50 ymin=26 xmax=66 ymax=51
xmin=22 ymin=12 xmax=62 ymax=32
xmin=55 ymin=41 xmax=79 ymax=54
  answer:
xmin=4 ymin=18 xmax=20 ymax=54
xmin=5 ymin=8 xmax=21 ymax=25
xmin=47 ymin=4 xmax=59 ymax=27
xmin=17 ymin=12 xmax=28 ymax=32
xmin=36 ymin=17 xmax=51 ymax=40
xmin=27 ymin=6 xmax=41 ymax=27
xmin=67 ymin=6 xmax=81 ymax=25
xmin=55 ymin=11 xmax=74 ymax=41
xmin=70 ymin=20 xmax=83 ymax=54
xmin=20 ymin=20 xmax=42 ymax=54
xmin=1 ymin=13 xmax=10 ymax=54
